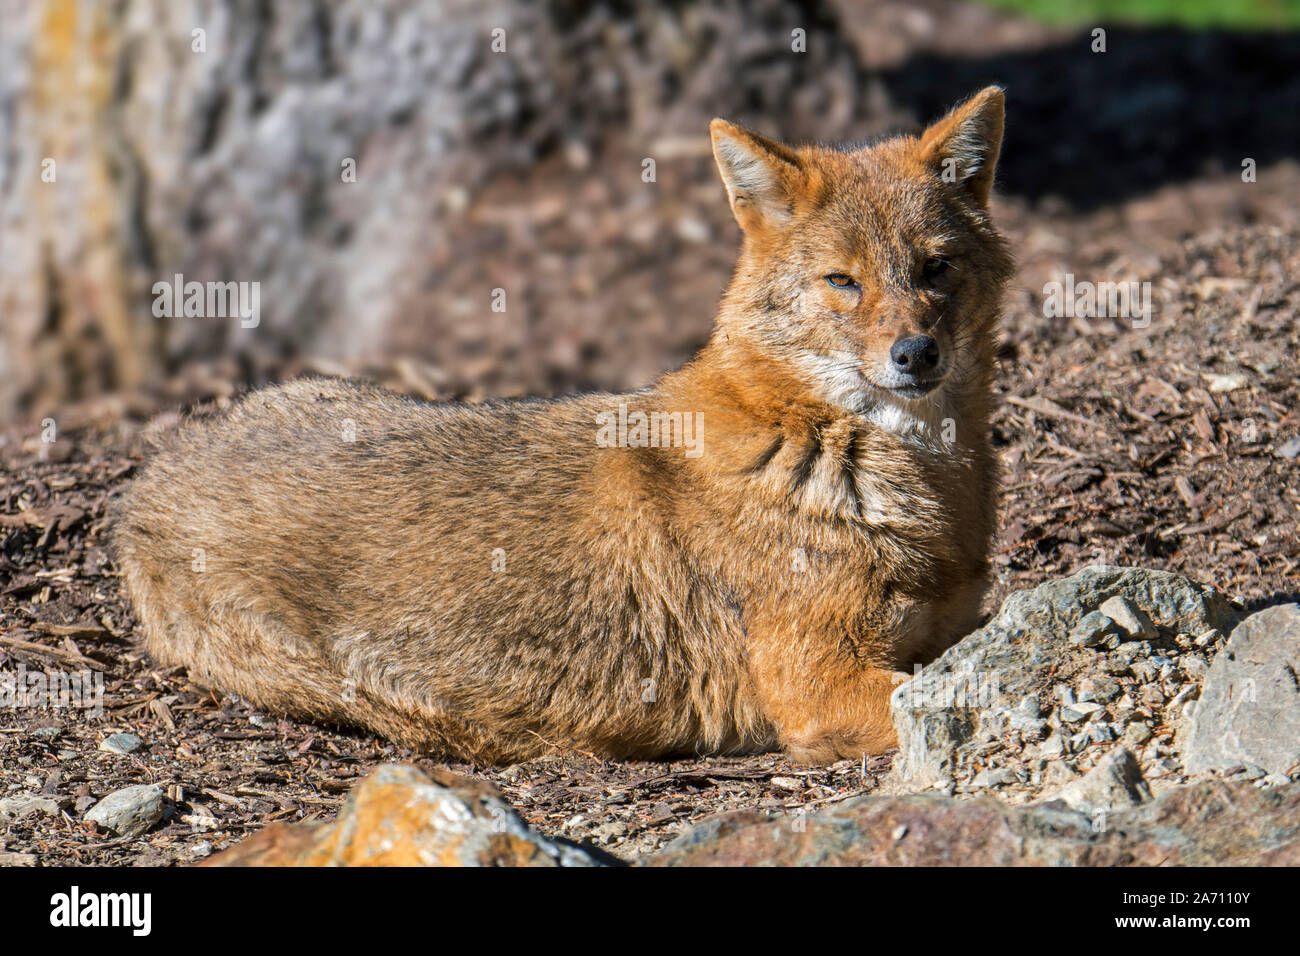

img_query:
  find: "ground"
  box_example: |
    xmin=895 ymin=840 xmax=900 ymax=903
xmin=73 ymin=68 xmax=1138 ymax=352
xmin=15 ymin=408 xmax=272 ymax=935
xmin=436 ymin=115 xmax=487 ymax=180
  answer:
xmin=2 ymin=4 xmax=1298 ymax=866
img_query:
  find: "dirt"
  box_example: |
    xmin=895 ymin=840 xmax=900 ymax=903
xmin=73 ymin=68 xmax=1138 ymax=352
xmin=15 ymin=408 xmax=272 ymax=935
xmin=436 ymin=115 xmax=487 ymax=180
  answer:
xmin=2 ymin=1 xmax=1297 ymax=866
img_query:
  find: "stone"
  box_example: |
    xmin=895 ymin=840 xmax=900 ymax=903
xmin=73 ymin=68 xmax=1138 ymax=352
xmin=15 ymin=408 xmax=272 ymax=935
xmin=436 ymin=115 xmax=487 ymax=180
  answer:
xmin=202 ymin=764 xmax=610 ymax=867
xmin=84 ymin=785 xmax=167 ymax=838
xmin=888 ymin=567 xmax=1239 ymax=793
xmin=1045 ymin=747 xmax=1152 ymax=814
xmin=1182 ymin=604 xmax=1300 ymax=777
xmin=1097 ymin=596 xmax=1157 ymax=640
xmin=650 ymin=779 xmax=1300 ymax=866
xmin=99 ymin=733 xmax=144 ymax=755
xmin=969 ymin=768 xmax=1017 ymax=788
xmin=1123 ymin=723 xmax=1153 ymax=747
xmin=0 ymin=793 xmax=61 ymax=822
xmin=1078 ymin=676 xmax=1121 ymax=703
xmin=1273 ymin=436 xmax=1300 ymax=460
xmin=1203 ymin=372 xmax=1250 ymax=393
xmin=1060 ymin=702 xmax=1103 ymax=722
xmin=1070 ymin=611 xmax=1118 ymax=647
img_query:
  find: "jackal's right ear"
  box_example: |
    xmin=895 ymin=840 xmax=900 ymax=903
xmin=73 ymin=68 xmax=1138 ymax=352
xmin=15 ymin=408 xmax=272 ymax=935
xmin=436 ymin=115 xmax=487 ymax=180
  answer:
xmin=918 ymin=86 xmax=1005 ymax=207
xmin=710 ymin=119 xmax=802 ymax=231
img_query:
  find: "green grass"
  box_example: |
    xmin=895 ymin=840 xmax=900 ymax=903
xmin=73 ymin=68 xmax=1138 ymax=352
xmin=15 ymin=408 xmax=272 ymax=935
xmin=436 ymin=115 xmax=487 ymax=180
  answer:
xmin=975 ymin=0 xmax=1300 ymax=28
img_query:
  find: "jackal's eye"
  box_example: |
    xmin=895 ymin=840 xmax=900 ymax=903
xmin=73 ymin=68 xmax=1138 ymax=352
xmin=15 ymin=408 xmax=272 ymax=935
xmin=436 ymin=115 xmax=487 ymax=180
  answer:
xmin=921 ymin=257 xmax=951 ymax=284
xmin=825 ymin=273 xmax=857 ymax=289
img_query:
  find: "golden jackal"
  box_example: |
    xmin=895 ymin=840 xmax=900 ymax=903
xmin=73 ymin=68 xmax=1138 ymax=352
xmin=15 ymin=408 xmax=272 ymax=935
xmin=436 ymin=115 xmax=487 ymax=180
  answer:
xmin=113 ymin=88 xmax=1012 ymax=764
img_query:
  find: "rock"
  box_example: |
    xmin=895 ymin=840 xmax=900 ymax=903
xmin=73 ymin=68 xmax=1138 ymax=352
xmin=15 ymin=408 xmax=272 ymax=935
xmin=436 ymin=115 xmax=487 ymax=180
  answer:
xmin=84 ymin=785 xmax=167 ymax=838
xmin=1182 ymin=604 xmax=1300 ymax=777
xmin=1078 ymin=676 xmax=1121 ymax=703
xmin=1203 ymin=371 xmax=1250 ymax=393
xmin=1123 ymin=723 xmax=1153 ymax=747
xmin=1060 ymin=702 xmax=1103 ymax=722
xmin=98 ymin=733 xmax=144 ymax=755
xmin=888 ymin=567 xmax=1240 ymax=792
xmin=1070 ymin=610 xmax=1118 ymax=647
xmin=202 ymin=764 xmax=610 ymax=867
xmin=1097 ymin=596 xmax=1157 ymax=640
xmin=1038 ymin=733 xmax=1066 ymax=758
xmin=590 ymin=820 xmax=628 ymax=844
xmin=1273 ymin=436 xmax=1300 ymax=460
xmin=650 ymin=779 xmax=1300 ymax=866
xmin=0 ymin=793 xmax=61 ymax=821
xmin=1045 ymin=747 xmax=1152 ymax=814
xmin=969 ymin=768 xmax=1018 ymax=788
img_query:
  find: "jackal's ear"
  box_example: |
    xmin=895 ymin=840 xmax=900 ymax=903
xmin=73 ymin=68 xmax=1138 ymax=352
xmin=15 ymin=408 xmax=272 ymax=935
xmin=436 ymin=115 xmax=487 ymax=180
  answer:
xmin=710 ymin=119 xmax=802 ymax=230
xmin=918 ymin=86 xmax=1005 ymax=207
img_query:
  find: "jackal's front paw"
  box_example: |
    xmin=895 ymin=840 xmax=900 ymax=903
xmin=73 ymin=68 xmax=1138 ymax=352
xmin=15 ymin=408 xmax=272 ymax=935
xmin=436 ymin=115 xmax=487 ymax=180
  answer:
xmin=783 ymin=722 xmax=899 ymax=765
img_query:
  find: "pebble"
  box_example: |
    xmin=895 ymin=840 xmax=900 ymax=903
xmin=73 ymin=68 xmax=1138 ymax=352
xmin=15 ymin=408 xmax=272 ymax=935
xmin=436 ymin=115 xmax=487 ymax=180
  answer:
xmin=99 ymin=733 xmax=144 ymax=755
xmin=969 ymin=768 xmax=1017 ymax=788
xmin=0 ymin=793 xmax=61 ymax=821
xmin=84 ymin=785 xmax=167 ymax=838
xmin=1070 ymin=610 xmax=1118 ymax=647
xmin=590 ymin=820 xmax=628 ymax=843
xmin=1098 ymin=596 xmax=1157 ymax=639
xmin=1123 ymin=723 xmax=1153 ymax=746
xmin=1078 ymin=676 xmax=1120 ymax=702
xmin=1060 ymin=702 xmax=1102 ymax=722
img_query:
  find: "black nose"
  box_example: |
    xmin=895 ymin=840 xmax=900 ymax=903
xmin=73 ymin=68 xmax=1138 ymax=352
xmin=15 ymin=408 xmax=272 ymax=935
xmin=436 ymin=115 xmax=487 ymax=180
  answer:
xmin=890 ymin=335 xmax=940 ymax=374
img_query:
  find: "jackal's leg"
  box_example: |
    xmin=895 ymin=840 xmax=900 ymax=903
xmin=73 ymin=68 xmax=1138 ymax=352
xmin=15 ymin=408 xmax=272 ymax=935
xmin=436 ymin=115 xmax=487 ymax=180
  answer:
xmin=744 ymin=621 xmax=909 ymax=764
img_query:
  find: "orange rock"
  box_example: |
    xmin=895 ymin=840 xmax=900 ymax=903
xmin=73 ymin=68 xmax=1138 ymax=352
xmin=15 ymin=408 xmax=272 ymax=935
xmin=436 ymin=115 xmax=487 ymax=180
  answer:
xmin=201 ymin=764 xmax=608 ymax=867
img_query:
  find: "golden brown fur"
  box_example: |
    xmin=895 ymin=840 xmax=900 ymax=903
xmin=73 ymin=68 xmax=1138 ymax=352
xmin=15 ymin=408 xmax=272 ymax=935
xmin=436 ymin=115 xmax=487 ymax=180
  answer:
xmin=112 ymin=88 xmax=1013 ymax=764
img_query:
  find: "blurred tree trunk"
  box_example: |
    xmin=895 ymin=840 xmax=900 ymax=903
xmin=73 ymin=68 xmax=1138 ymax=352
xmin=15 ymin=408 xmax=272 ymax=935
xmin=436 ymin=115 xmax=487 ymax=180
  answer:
xmin=0 ymin=0 xmax=877 ymax=421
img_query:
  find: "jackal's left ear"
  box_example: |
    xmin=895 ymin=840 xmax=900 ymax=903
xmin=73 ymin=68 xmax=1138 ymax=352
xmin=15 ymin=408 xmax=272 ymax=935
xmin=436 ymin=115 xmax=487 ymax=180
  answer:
xmin=710 ymin=119 xmax=803 ymax=231
xmin=919 ymin=86 xmax=1005 ymax=207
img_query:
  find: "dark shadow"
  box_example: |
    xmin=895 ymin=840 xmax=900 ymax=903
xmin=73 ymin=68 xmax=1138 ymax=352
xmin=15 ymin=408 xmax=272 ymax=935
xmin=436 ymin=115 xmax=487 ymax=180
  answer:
xmin=1242 ymin=592 xmax=1300 ymax=614
xmin=878 ymin=26 xmax=1300 ymax=208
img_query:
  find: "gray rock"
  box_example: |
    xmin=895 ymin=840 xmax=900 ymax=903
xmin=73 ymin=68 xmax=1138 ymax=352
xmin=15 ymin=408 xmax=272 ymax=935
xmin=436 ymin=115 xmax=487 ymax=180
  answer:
xmin=1098 ymin=596 xmax=1157 ymax=640
xmin=0 ymin=793 xmax=61 ymax=821
xmin=1273 ymin=436 xmax=1300 ymax=460
xmin=99 ymin=733 xmax=144 ymax=755
xmin=1123 ymin=722 xmax=1153 ymax=746
xmin=651 ymin=777 xmax=1300 ymax=867
xmin=1038 ymin=733 xmax=1066 ymax=758
xmin=1046 ymin=747 xmax=1152 ymax=813
xmin=84 ymin=785 xmax=167 ymax=838
xmin=1009 ymin=713 xmax=1048 ymax=736
xmin=1182 ymin=604 xmax=1300 ymax=777
xmin=1061 ymin=702 xmax=1103 ymax=722
xmin=969 ymin=768 xmax=1018 ymax=788
xmin=1078 ymin=676 xmax=1121 ymax=703
xmin=1070 ymin=610 xmax=1118 ymax=647
xmin=888 ymin=567 xmax=1239 ymax=792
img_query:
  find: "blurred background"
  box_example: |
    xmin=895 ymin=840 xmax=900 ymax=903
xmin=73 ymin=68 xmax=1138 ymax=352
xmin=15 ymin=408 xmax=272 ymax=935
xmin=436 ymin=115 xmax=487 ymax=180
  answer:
xmin=2 ymin=0 xmax=1298 ymax=427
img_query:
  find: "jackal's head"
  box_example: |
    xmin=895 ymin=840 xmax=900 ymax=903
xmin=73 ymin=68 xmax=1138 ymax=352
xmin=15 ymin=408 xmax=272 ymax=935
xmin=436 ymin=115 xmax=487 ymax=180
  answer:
xmin=710 ymin=87 xmax=1013 ymax=437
